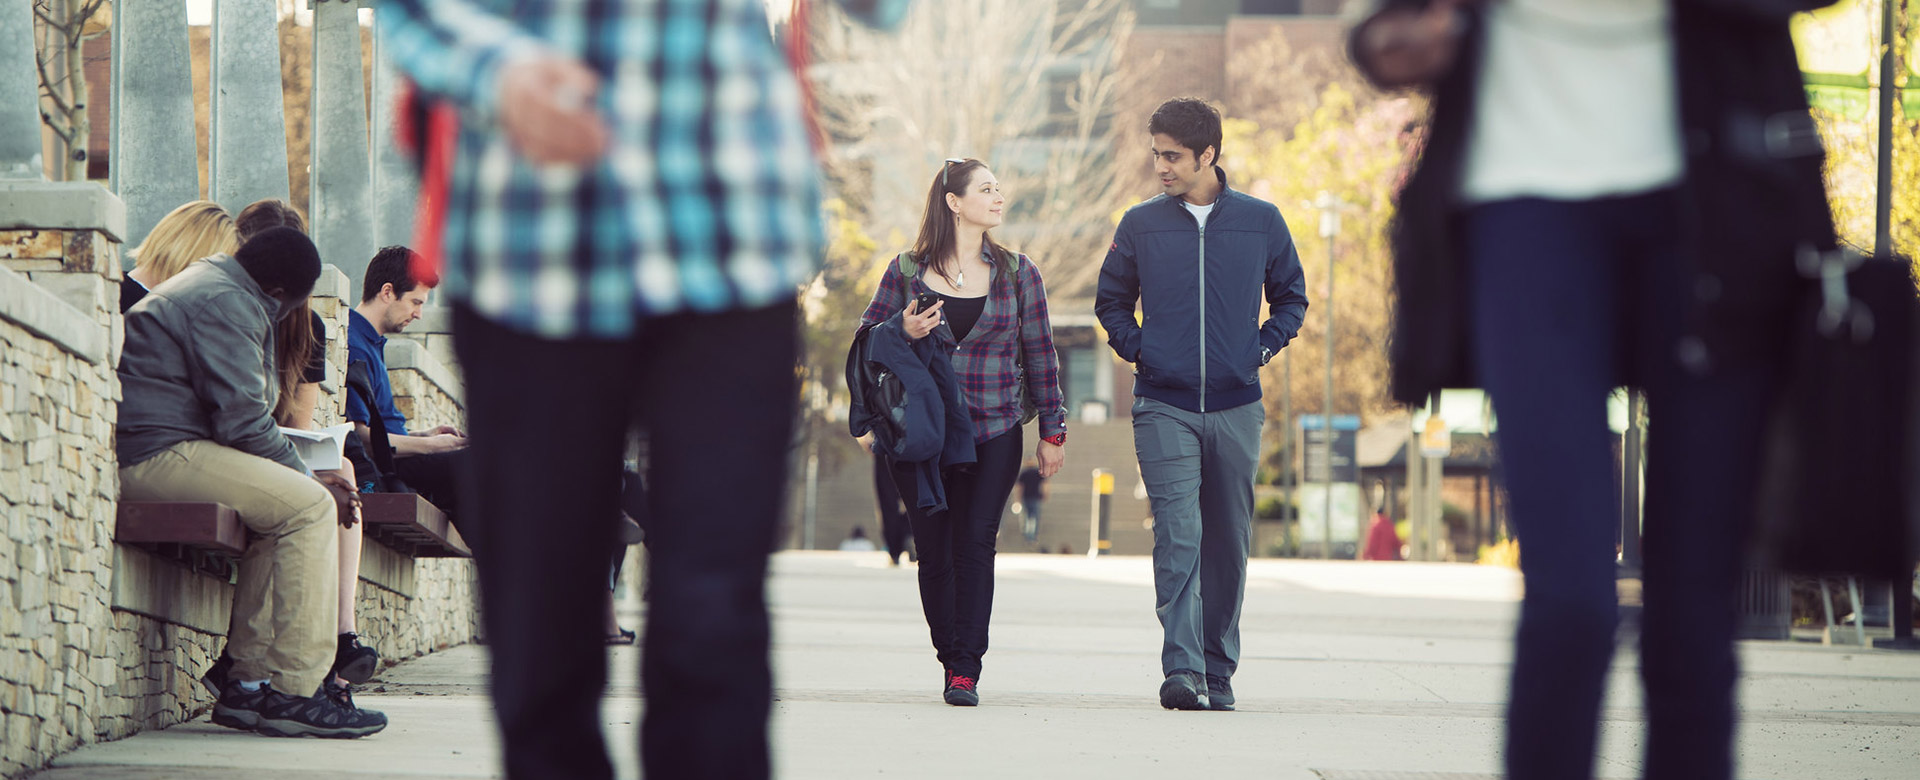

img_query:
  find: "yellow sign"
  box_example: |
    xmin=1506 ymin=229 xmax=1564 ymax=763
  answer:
xmin=1421 ymin=416 xmax=1452 ymax=458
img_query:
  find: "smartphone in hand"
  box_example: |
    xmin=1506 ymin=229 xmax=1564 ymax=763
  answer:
xmin=911 ymin=291 xmax=941 ymax=315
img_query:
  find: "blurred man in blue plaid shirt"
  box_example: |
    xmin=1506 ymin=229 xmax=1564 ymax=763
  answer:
xmin=376 ymin=1 xmax=909 ymax=777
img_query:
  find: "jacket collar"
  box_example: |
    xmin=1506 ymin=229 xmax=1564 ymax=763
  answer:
xmin=349 ymin=308 xmax=388 ymax=348
xmin=205 ymin=254 xmax=284 ymax=320
xmin=1163 ymin=166 xmax=1235 ymax=215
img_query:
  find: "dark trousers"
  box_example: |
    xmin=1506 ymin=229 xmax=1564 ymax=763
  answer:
xmin=873 ymin=452 xmax=911 ymax=563
xmin=1467 ymin=192 xmax=1779 ymax=780
xmin=888 ymin=428 xmax=1022 ymax=679
xmin=454 ymin=301 xmax=796 ymax=780
xmin=394 ymin=449 xmax=467 ymax=512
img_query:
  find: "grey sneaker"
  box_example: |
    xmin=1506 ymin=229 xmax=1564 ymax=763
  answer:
xmin=210 ymin=682 xmax=271 ymax=731
xmin=239 ymin=682 xmax=388 ymax=739
xmin=1158 ymin=670 xmax=1209 ymax=711
xmin=1205 ymin=674 xmax=1234 ymax=711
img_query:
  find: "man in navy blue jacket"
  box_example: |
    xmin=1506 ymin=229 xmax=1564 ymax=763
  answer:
xmin=1095 ymin=97 xmax=1309 ymax=712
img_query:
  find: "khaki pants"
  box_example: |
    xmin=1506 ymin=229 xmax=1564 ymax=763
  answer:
xmin=121 ymin=440 xmax=339 ymax=696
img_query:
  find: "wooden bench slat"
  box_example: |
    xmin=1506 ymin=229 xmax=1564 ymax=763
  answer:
xmin=361 ymin=493 xmax=471 ymax=558
xmin=116 ymin=502 xmax=248 ymax=555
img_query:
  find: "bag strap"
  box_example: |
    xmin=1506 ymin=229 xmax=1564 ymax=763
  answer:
xmin=1011 ymin=253 xmax=1026 ymax=372
xmin=345 ymin=360 xmax=400 ymax=479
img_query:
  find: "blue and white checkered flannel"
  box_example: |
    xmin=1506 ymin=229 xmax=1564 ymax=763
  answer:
xmin=376 ymin=0 xmax=910 ymax=339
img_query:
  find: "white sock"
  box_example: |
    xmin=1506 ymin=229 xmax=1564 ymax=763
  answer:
xmin=236 ymin=679 xmax=268 ymax=692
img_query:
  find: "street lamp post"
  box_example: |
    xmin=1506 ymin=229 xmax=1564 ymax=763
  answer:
xmin=1874 ymin=0 xmax=1897 ymax=258
xmin=1312 ymin=192 xmax=1347 ymax=559
xmin=1282 ymin=347 xmax=1292 ymax=552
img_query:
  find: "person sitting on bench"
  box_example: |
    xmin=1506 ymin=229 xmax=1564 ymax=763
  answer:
xmin=118 ymin=227 xmax=388 ymax=739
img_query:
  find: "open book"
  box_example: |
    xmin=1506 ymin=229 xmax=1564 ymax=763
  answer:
xmin=279 ymin=423 xmax=356 ymax=472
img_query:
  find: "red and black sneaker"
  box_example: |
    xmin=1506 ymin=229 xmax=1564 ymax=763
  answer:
xmin=943 ymin=669 xmax=979 ymax=707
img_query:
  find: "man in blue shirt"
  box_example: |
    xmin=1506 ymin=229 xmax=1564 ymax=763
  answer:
xmin=347 ymin=247 xmax=467 ymax=511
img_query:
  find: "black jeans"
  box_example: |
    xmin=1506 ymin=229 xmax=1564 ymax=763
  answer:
xmin=454 ymin=301 xmax=796 ymax=780
xmin=888 ymin=427 xmax=1022 ymax=679
xmin=873 ymin=452 xmax=911 ymax=563
xmin=393 ymin=450 xmax=467 ymax=512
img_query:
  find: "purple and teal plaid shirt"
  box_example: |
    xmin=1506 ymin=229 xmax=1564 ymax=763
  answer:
xmin=860 ymin=252 xmax=1068 ymax=445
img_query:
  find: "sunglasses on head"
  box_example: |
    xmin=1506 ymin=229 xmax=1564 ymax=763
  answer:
xmin=941 ymin=158 xmax=966 ymax=187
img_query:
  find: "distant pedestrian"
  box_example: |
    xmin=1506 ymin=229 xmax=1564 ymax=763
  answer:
xmin=1351 ymin=1 xmax=1840 ymax=777
xmin=840 ymin=527 xmax=880 ymax=552
xmin=1095 ymin=97 xmax=1308 ymax=712
xmin=871 ymin=443 xmax=914 ymax=565
xmin=1362 ymin=510 xmax=1402 ymax=562
xmin=1016 ymin=459 xmax=1048 ymax=543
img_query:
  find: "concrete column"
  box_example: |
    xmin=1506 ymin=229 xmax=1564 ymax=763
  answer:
xmin=311 ymin=0 xmax=374 ymax=292
xmin=111 ymin=0 xmax=202 ymax=251
xmin=0 ymin=0 xmax=45 ymax=179
xmin=210 ymin=0 xmax=291 ymax=213
xmin=370 ymin=28 xmax=419 ymax=252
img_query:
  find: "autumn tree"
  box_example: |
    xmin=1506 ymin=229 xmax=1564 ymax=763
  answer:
xmin=1213 ymin=73 xmax=1419 ymax=490
xmin=806 ymin=0 xmax=1140 ymax=299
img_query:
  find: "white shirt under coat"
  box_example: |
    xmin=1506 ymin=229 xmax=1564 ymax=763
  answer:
xmin=1462 ymin=0 xmax=1683 ymax=204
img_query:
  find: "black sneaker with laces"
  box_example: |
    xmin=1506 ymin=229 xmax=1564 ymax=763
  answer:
xmin=210 ymin=681 xmax=272 ymax=731
xmin=1205 ymin=673 xmax=1235 ymax=711
xmin=332 ymin=632 xmax=381 ymax=684
xmin=943 ymin=669 xmax=979 ymax=707
xmin=216 ymin=681 xmax=388 ymax=739
xmin=1158 ymin=670 xmax=1209 ymax=711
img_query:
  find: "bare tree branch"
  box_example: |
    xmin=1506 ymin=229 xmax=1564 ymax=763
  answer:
xmin=808 ymin=0 xmax=1137 ymax=298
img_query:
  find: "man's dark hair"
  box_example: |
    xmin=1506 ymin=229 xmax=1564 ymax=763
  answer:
xmin=361 ymin=245 xmax=425 ymax=303
xmin=1149 ymin=98 xmax=1223 ymax=169
xmin=234 ymin=226 xmax=322 ymax=298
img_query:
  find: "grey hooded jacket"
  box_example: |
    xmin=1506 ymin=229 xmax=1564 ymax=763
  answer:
xmin=117 ymin=254 xmax=305 ymax=473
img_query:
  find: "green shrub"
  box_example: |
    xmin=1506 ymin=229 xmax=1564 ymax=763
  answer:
xmin=1255 ymin=496 xmax=1293 ymax=520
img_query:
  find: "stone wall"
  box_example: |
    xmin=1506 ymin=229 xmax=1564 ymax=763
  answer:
xmin=354 ymin=557 xmax=480 ymax=663
xmin=0 ymin=184 xmax=128 ymax=778
xmin=0 ymin=188 xmax=476 ymax=778
xmin=386 ymin=337 xmax=463 ymax=434
xmin=310 ymin=266 xmax=353 ymax=429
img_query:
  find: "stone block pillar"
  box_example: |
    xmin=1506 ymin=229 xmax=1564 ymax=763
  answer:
xmin=0 ymin=0 xmax=46 ymax=179
xmin=210 ymin=0 xmax=293 ymax=212
xmin=371 ymin=28 xmax=420 ymax=252
xmin=111 ymin=0 xmax=202 ymax=251
xmin=311 ymin=0 xmax=375 ymax=293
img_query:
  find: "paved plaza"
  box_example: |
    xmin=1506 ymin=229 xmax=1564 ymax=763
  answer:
xmin=31 ymin=552 xmax=1920 ymax=779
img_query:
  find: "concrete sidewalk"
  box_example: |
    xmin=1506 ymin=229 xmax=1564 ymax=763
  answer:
xmin=32 ymin=552 xmax=1920 ymax=779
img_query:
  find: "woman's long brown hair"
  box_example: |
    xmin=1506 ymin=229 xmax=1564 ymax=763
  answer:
xmin=909 ymin=158 xmax=1013 ymax=284
xmin=236 ymin=200 xmax=317 ymax=425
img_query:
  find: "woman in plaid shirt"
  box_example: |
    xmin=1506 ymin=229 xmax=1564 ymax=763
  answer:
xmin=859 ymin=158 xmax=1068 ymax=707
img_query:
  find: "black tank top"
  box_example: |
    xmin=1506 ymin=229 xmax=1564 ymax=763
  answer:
xmin=936 ymin=292 xmax=988 ymax=343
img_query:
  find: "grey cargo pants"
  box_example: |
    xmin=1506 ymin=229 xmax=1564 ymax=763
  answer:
xmin=1132 ymin=396 xmax=1264 ymax=678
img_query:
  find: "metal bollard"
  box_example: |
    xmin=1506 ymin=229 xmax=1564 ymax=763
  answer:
xmin=1088 ymin=468 xmax=1113 ymax=556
